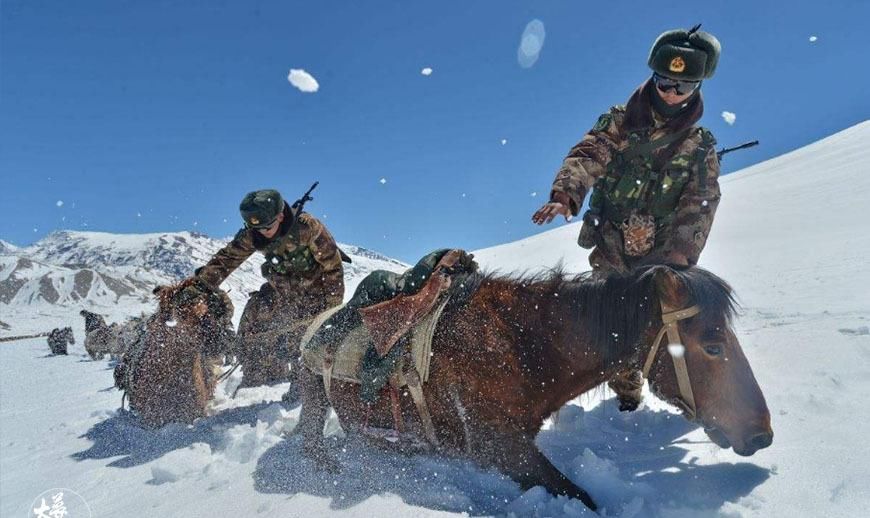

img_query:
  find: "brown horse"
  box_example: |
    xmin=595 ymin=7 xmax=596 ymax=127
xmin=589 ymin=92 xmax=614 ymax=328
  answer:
xmin=47 ymin=326 xmax=75 ymax=355
xmin=298 ymin=264 xmax=773 ymax=511
xmin=80 ymin=310 xmax=144 ymax=360
xmin=115 ymin=279 xmax=236 ymax=428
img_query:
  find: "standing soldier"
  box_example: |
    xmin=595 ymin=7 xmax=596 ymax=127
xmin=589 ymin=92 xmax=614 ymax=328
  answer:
xmin=193 ymin=188 xmax=345 ymax=396
xmin=532 ymin=26 xmax=722 ymax=411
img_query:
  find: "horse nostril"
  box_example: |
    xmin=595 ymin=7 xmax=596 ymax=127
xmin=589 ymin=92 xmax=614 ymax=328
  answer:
xmin=749 ymin=431 xmax=773 ymax=450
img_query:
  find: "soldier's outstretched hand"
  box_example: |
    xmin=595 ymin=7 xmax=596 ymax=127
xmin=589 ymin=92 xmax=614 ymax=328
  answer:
xmin=532 ymin=202 xmax=572 ymax=225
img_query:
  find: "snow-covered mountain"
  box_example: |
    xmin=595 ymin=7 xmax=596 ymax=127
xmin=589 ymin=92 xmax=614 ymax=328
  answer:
xmin=0 ymin=239 xmax=18 ymax=254
xmin=0 ymin=230 xmax=406 ymax=335
xmin=1 ymin=121 xmax=868 ymax=518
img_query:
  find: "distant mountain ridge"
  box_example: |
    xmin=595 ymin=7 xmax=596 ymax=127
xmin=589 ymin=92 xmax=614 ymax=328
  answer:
xmin=0 ymin=230 xmax=407 ymax=334
xmin=0 ymin=240 xmax=18 ymax=254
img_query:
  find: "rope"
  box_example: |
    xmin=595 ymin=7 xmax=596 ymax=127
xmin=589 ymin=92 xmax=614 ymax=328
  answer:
xmin=216 ymin=360 xmax=241 ymax=383
xmin=0 ymin=332 xmax=51 ymax=343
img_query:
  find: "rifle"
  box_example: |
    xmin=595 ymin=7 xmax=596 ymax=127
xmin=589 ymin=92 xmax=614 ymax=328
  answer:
xmin=291 ymin=181 xmax=319 ymax=215
xmin=717 ymin=140 xmax=759 ymax=161
xmin=289 ymin=181 xmax=353 ymax=263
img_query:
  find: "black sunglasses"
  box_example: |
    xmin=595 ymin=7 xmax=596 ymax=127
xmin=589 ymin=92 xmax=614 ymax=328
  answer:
xmin=652 ymin=73 xmax=700 ymax=95
xmin=244 ymin=217 xmax=279 ymax=230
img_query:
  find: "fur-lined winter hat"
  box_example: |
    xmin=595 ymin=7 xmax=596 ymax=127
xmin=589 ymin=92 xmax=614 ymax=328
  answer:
xmin=648 ymin=24 xmax=721 ymax=81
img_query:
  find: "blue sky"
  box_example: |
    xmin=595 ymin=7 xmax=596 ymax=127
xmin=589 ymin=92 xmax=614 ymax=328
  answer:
xmin=1 ymin=0 xmax=868 ymax=262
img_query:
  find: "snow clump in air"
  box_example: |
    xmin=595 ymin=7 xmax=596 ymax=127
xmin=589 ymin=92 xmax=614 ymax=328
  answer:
xmin=518 ymin=20 xmax=546 ymax=68
xmin=721 ymin=111 xmax=737 ymax=125
xmin=287 ymin=69 xmax=319 ymax=93
xmin=667 ymin=343 xmax=686 ymax=358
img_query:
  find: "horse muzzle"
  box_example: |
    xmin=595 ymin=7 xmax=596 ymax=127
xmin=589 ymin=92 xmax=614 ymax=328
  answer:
xmin=733 ymin=430 xmax=774 ymax=457
xmin=706 ymin=426 xmax=773 ymax=456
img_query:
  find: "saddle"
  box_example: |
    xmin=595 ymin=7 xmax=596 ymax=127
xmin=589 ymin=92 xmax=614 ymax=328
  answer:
xmin=361 ymin=249 xmax=470 ymax=358
xmin=300 ymin=248 xmax=477 ymax=446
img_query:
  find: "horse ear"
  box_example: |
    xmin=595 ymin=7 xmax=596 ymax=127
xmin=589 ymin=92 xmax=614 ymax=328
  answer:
xmin=650 ymin=265 xmax=689 ymax=309
xmin=153 ymin=286 xmax=166 ymax=295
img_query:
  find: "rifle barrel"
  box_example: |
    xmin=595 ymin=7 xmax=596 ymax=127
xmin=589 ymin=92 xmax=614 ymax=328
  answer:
xmin=717 ymin=140 xmax=759 ymax=159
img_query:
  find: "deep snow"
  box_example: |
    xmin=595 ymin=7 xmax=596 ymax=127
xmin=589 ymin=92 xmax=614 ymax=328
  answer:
xmin=2 ymin=121 xmax=868 ymax=517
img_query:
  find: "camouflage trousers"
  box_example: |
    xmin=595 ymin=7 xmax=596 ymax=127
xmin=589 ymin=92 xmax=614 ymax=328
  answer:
xmin=236 ymin=282 xmax=340 ymax=388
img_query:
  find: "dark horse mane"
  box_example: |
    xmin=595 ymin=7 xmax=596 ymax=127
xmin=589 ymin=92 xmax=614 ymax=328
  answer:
xmin=446 ymin=264 xmax=737 ymax=367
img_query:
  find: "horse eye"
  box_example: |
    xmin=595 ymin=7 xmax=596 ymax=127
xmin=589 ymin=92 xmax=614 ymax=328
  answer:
xmin=704 ymin=344 xmax=723 ymax=356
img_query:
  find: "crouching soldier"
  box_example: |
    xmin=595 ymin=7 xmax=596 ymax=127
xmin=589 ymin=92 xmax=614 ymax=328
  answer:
xmin=532 ymin=26 xmax=723 ymax=411
xmin=191 ymin=187 xmax=346 ymax=395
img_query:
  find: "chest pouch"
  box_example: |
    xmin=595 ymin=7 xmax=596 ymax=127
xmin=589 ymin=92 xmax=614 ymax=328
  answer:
xmin=620 ymin=213 xmax=656 ymax=256
xmin=262 ymin=243 xmax=317 ymax=276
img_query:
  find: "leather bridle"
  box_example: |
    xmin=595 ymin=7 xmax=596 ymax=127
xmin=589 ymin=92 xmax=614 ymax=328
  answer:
xmin=641 ymin=302 xmax=701 ymax=420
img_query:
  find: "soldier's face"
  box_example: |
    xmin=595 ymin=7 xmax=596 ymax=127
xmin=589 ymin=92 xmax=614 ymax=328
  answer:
xmin=258 ymin=212 xmax=284 ymax=239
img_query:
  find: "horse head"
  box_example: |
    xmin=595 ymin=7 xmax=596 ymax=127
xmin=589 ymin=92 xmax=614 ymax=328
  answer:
xmin=151 ymin=280 xmax=235 ymax=355
xmin=62 ymin=326 xmax=75 ymax=345
xmin=79 ymin=310 xmax=106 ymax=333
xmin=641 ymin=265 xmax=773 ymax=456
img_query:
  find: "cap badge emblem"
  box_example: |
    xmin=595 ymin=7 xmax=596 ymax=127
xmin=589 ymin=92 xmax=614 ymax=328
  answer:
xmin=669 ymin=56 xmax=686 ymax=73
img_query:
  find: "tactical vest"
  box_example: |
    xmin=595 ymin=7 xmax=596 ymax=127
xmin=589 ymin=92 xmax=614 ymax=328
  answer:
xmin=260 ymin=220 xmax=319 ymax=277
xmin=588 ymin=125 xmax=715 ymax=226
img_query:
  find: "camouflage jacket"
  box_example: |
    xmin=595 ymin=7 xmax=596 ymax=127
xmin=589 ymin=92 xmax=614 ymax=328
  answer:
xmin=196 ymin=207 xmax=344 ymax=303
xmin=551 ymin=101 xmax=721 ymax=271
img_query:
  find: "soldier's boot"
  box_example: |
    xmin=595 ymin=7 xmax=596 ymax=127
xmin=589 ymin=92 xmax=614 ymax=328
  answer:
xmin=608 ymin=368 xmax=645 ymax=412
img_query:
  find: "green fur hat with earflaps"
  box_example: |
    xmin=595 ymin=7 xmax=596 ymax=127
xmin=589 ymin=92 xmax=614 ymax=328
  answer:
xmin=648 ymin=24 xmax=721 ymax=81
xmin=239 ymin=189 xmax=285 ymax=229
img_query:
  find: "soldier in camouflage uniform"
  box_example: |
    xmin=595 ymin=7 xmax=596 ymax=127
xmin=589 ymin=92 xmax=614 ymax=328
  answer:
xmin=532 ymin=26 xmax=722 ymax=411
xmin=194 ymin=189 xmax=345 ymax=391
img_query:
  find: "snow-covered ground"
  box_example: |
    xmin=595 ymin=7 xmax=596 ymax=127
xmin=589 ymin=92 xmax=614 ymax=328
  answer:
xmin=2 ymin=121 xmax=868 ymax=517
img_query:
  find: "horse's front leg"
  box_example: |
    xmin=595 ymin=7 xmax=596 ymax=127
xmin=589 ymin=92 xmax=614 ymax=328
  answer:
xmin=477 ymin=431 xmax=597 ymax=512
xmin=297 ymin=367 xmax=340 ymax=473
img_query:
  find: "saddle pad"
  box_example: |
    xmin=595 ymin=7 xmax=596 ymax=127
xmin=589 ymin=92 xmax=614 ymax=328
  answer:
xmin=300 ymin=297 xmax=449 ymax=385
